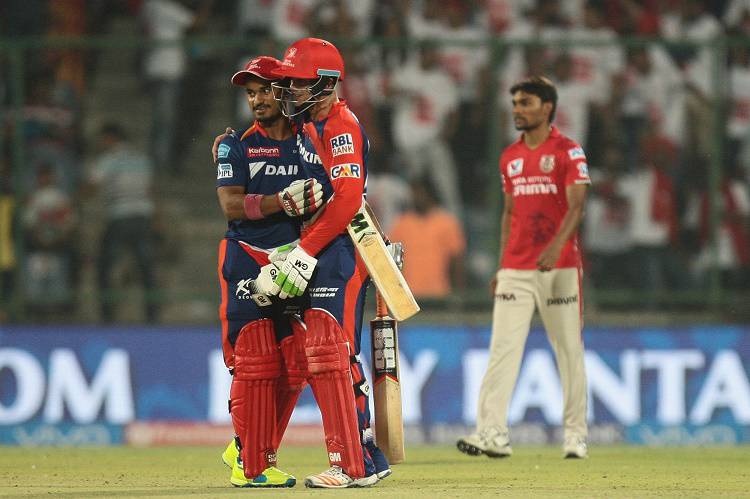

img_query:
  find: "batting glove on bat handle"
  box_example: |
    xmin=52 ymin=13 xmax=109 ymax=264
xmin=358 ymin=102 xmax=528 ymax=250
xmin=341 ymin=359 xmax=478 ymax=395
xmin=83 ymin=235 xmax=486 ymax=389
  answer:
xmin=276 ymin=178 xmax=324 ymax=217
xmin=272 ymin=246 xmax=317 ymax=299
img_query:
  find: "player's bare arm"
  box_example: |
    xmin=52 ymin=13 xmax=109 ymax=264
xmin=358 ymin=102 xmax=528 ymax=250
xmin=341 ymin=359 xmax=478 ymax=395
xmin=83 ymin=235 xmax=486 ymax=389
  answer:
xmin=216 ymin=185 xmax=283 ymax=220
xmin=217 ymin=181 xmax=323 ymax=221
xmin=491 ymin=195 xmax=514 ymax=293
xmin=536 ymin=184 xmax=588 ymax=272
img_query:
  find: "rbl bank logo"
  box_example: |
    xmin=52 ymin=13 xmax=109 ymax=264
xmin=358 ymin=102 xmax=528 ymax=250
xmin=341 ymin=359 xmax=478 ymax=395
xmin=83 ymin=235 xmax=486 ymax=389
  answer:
xmin=330 ymin=133 xmax=354 ymax=157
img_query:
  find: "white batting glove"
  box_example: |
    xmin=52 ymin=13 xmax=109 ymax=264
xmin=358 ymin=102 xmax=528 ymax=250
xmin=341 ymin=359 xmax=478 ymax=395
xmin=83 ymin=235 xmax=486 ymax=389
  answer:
xmin=271 ymin=246 xmax=317 ymax=299
xmin=268 ymin=241 xmax=298 ymax=263
xmin=254 ymin=262 xmax=282 ymax=297
xmin=276 ymin=179 xmax=323 ymax=217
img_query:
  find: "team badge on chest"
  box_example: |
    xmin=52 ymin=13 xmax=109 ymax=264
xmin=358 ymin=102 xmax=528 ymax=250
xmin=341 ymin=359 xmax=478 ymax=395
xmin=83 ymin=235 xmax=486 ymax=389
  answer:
xmin=540 ymin=155 xmax=555 ymax=173
xmin=508 ymin=158 xmax=523 ymax=177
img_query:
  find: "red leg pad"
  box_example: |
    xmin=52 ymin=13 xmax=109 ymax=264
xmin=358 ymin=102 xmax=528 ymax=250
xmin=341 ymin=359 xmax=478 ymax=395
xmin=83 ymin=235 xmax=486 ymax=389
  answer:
xmin=274 ymin=316 xmax=309 ymax=448
xmin=230 ymin=319 xmax=281 ymax=479
xmin=304 ymin=308 xmax=365 ymax=478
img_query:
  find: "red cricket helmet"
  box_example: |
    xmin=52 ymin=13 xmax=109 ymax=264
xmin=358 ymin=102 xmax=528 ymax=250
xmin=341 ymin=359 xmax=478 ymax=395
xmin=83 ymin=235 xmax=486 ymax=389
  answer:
xmin=273 ymin=37 xmax=345 ymax=81
xmin=271 ymin=38 xmax=345 ymax=117
xmin=231 ymin=56 xmax=282 ymax=86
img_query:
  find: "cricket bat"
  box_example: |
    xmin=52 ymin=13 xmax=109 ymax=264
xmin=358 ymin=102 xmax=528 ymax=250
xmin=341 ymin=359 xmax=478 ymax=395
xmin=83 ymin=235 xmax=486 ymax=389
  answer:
xmin=370 ymin=262 xmax=406 ymax=464
xmin=346 ymin=201 xmax=420 ymax=321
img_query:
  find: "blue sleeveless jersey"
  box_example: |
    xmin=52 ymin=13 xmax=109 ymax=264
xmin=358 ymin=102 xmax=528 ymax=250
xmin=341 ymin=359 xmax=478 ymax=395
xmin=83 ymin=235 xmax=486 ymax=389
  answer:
xmin=215 ymin=123 xmax=305 ymax=248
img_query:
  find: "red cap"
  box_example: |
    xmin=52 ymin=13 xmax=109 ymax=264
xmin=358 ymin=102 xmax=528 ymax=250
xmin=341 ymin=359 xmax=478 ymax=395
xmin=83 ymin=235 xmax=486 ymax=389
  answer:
xmin=231 ymin=56 xmax=282 ymax=86
xmin=273 ymin=38 xmax=345 ymax=81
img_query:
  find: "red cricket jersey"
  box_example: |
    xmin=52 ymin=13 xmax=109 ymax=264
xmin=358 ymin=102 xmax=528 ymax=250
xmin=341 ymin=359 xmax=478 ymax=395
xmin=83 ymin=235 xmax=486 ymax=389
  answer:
xmin=499 ymin=126 xmax=591 ymax=269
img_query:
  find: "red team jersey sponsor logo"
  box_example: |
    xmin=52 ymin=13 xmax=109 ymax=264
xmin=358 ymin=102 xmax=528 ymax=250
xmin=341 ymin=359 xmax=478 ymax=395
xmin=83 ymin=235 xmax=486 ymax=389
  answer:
xmin=568 ymin=147 xmax=585 ymax=160
xmin=508 ymin=158 xmax=524 ymax=177
xmin=330 ymin=133 xmax=355 ymax=157
xmin=330 ymin=163 xmax=361 ymax=179
xmin=247 ymin=146 xmax=281 ymax=158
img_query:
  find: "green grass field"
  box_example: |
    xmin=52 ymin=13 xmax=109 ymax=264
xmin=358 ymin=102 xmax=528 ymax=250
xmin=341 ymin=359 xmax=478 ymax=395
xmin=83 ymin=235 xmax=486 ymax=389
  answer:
xmin=1 ymin=445 xmax=749 ymax=498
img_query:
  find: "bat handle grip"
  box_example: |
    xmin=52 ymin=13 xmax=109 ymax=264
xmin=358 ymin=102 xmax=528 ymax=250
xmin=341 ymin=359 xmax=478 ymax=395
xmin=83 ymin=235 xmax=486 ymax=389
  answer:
xmin=375 ymin=290 xmax=389 ymax=318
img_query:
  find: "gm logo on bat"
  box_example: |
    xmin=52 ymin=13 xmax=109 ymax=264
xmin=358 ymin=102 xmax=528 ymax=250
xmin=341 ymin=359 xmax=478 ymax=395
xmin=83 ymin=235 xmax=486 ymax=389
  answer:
xmin=331 ymin=163 xmax=361 ymax=179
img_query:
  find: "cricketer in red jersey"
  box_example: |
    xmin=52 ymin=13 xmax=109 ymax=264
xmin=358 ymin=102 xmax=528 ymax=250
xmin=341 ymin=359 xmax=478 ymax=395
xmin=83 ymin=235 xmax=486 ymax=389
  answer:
xmin=457 ymin=76 xmax=591 ymax=460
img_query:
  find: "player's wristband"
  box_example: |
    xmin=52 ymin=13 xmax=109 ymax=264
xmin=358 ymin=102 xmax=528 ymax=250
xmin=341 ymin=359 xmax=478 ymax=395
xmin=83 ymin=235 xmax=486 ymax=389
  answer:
xmin=243 ymin=194 xmax=265 ymax=220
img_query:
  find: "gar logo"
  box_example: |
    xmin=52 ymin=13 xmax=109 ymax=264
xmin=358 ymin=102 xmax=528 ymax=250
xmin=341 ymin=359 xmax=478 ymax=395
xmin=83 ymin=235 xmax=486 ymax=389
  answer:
xmin=568 ymin=147 xmax=585 ymax=160
xmin=508 ymin=158 xmax=523 ymax=177
xmin=330 ymin=163 xmax=361 ymax=179
xmin=217 ymin=163 xmax=233 ymax=179
xmin=217 ymin=144 xmax=231 ymax=159
xmin=330 ymin=133 xmax=354 ymax=157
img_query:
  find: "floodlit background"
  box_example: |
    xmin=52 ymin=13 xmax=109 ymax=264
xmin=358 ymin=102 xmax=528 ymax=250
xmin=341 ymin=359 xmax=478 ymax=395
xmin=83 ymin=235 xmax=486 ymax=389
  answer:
xmin=1 ymin=0 xmax=749 ymax=448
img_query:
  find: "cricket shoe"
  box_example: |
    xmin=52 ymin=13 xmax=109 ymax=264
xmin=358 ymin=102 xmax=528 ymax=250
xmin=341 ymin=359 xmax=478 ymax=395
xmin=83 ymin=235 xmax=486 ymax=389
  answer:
xmin=230 ymin=458 xmax=296 ymax=488
xmin=221 ymin=438 xmax=239 ymax=468
xmin=366 ymin=441 xmax=392 ymax=480
xmin=563 ymin=436 xmax=588 ymax=459
xmin=456 ymin=426 xmax=512 ymax=458
xmin=304 ymin=466 xmax=378 ymax=488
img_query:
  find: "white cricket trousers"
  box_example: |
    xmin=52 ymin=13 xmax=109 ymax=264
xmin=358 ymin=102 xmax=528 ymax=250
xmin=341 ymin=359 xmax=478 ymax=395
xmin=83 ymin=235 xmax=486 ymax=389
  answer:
xmin=476 ymin=267 xmax=588 ymax=440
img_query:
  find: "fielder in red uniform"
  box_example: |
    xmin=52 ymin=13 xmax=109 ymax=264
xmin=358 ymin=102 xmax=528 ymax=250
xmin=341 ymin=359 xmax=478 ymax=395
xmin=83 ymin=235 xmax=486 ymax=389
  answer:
xmin=457 ymin=76 xmax=591 ymax=459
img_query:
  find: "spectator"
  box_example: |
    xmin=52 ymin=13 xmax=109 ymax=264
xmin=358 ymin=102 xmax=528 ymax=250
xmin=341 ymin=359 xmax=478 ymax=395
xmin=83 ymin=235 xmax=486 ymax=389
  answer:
xmin=22 ymin=163 xmax=78 ymax=315
xmin=724 ymin=0 xmax=750 ymax=32
xmin=87 ymin=123 xmax=158 ymax=323
xmin=390 ymin=180 xmax=466 ymax=299
xmin=365 ymin=161 xmax=411 ymax=234
xmin=0 ymin=161 xmax=16 ymax=322
xmin=271 ymin=0 xmax=315 ymax=41
xmin=550 ymin=51 xmax=596 ymax=147
xmin=389 ymin=42 xmax=462 ymax=217
xmin=236 ymin=0 xmax=274 ymax=38
xmin=684 ymin=162 xmax=750 ymax=288
xmin=727 ymin=41 xmax=750 ymax=163
xmin=20 ymin=78 xmax=79 ymax=195
xmin=660 ymin=0 xmax=721 ymax=159
xmin=582 ymin=146 xmax=633 ymax=291
xmin=611 ymin=45 xmax=686 ymax=168
xmin=617 ymin=133 xmax=687 ymax=295
xmin=569 ymin=1 xmax=624 ymax=103
xmin=437 ymin=0 xmax=492 ymax=204
xmin=140 ymin=0 xmax=205 ymax=174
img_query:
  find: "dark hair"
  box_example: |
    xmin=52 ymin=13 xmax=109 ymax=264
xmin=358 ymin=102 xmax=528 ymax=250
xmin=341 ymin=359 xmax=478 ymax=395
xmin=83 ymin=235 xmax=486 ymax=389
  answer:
xmin=509 ymin=76 xmax=558 ymax=122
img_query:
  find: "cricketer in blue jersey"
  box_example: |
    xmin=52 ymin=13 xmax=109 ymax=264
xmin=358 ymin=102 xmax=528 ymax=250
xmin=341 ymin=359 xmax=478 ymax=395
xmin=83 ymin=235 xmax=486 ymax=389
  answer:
xmin=214 ymin=56 xmax=322 ymax=488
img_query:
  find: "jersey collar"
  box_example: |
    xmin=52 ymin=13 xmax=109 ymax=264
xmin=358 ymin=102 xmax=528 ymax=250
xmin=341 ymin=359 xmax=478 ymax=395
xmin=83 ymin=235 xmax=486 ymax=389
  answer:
xmin=516 ymin=125 xmax=559 ymax=146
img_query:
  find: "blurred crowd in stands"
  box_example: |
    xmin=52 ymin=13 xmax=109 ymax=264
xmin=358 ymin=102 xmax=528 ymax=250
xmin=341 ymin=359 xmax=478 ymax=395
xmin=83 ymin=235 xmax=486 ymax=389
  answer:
xmin=2 ymin=0 xmax=750 ymax=323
